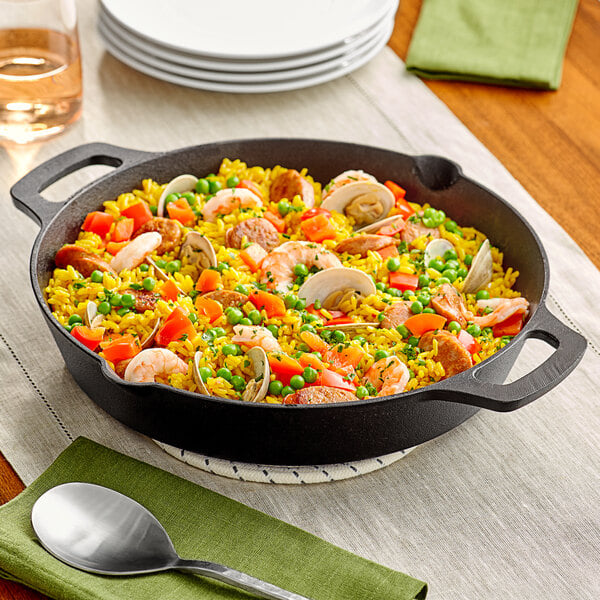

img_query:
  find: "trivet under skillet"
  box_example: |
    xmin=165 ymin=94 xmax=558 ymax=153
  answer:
xmin=154 ymin=440 xmax=415 ymax=484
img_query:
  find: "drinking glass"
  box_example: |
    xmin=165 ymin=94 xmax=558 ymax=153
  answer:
xmin=0 ymin=0 xmax=82 ymax=143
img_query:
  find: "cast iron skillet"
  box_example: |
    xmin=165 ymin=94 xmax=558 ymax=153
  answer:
xmin=12 ymin=139 xmax=586 ymax=465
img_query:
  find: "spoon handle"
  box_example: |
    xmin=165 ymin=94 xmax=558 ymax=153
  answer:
xmin=176 ymin=559 xmax=313 ymax=600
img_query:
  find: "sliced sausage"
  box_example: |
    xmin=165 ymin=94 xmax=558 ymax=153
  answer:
xmin=419 ymin=330 xmax=472 ymax=378
xmin=132 ymin=217 xmax=182 ymax=254
xmin=225 ymin=217 xmax=280 ymax=252
xmin=270 ymin=169 xmax=314 ymax=208
xmin=401 ymin=220 xmax=440 ymax=244
xmin=127 ymin=288 xmax=158 ymax=313
xmin=431 ymin=283 xmax=472 ymax=328
xmin=202 ymin=290 xmax=248 ymax=309
xmin=55 ymin=245 xmax=117 ymax=278
xmin=282 ymin=386 xmax=357 ymax=405
xmin=380 ymin=301 xmax=413 ymax=330
xmin=335 ymin=234 xmax=398 ymax=257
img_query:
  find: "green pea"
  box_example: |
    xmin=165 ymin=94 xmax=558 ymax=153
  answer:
xmin=429 ymin=258 xmax=445 ymax=272
xmin=396 ymin=324 xmax=410 ymax=338
xmin=423 ymin=207 xmax=436 ymax=219
xmin=467 ymin=323 xmax=481 ymax=337
xmin=445 ymin=220 xmax=458 ymax=232
xmin=294 ymin=298 xmax=306 ymax=311
xmin=234 ymin=284 xmax=249 ymax=295
xmin=217 ymin=367 xmax=232 ymax=382
xmin=222 ymin=343 xmax=241 ymax=356
xmin=418 ymin=273 xmax=430 ymax=288
xmin=139 ymin=263 xmax=150 ymax=272
xmin=164 ymin=193 xmax=179 ymax=206
xmin=443 ymin=249 xmax=458 ymax=261
xmin=298 ymin=342 xmax=311 ymax=352
xmin=387 ymin=287 xmax=402 ymax=297
xmin=423 ymin=307 xmax=436 ymax=314
xmin=216 ymin=262 xmax=230 ymax=273
xmin=407 ymin=336 xmax=419 ymax=347
xmin=68 ymin=314 xmax=83 ymax=326
xmin=290 ymin=374 xmax=305 ymax=390
xmin=120 ymin=293 xmax=134 ymax=308
xmin=374 ymin=349 xmax=389 ymax=361
xmin=436 ymin=277 xmax=451 ymax=286
xmin=476 ymin=290 xmax=490 ymax=300
xmin=386 ymin=257 xmax=401 ymax=272
xmin=422 ymin=217 xmax=436 ymax=228
xmin=197 ymin=367 xmax=212 ymax=382
xmin=377 ymin=312 xmax=386 ymax=322
xmin=300 ymin=324 xmax=316 ymax=334
xmin=355 ymin=386 xmax=369 ymax=399
xmin=195 ymin=178 xmax=210 ymax=194
xmin=269 ymin=380 xmax=284 ymax=395
xmin=155 ymin=259 xmax=167 ymax=269
xmin=109 ymin=294 xmax=122 ymax=307
xmin=302 ymin=367 xmax=318 ymax=384
xmin=293 ymin=263 xmax=309 ymax=277
xmin=313 ymin=298 xmax=322 ymax=310
xmin=284 ymin=294 xmax=298 ymax=308
xmin=443 ymin=269 xmax=457 ymax=283
xmin=443 ymin=259 xmax=460 ymax=271
xmin=354 ymin=336 xmax=367 ymax=345
xmin=266 ymin=324 xmax=279 ymax=338
xmin=97 ymin=301 xmax=111 ymax=315
xmin=238 ymin=317 xmax=252 ymax=326
xmin=403 ymin=290 xmax=414 ymax=300
xmin=304 ymin=312 xmax=320 ymax=323
xmin=117 ymin=307 xmax=130 ymax=316
xmin=332 ymin=330 xmax=346 ymax=343
xmin=457 ymin=267 xmax=468 ymax=279
xmin=411 ymin=301 xmax=423 ymax=314
xmin=281 ymin=385 xmax=294 ymax=397
xmin=142 ymin=277 xmax=156 ymax=291
xmin=416 ymin=293 xmax=430 ymax=306
xmin=208 ymin=179 xmax=223 ymax=194
xmin=464 ymin=254 xmax=473 ymax=266
xmin=166 ymin=260 xmax=181 ymax=274
xmin=226 ymin=175 xmax=240 ymax=188
xmin=448 ymin=321 xmax=462 ymax=333
xmin=231 ymin=375 xmax=246 ymax=391
xmin=226 ymin=307 xmax=244 ymax=325
xmin=247 ymin=309 xmax=262 ymax=325
xmin=90 ymin=270 xmax=103 ymax=283
xmin=64 ymin=324 xmax=74 ymax=332
xmin=212 ymin=327 xmax=226 ymax=338
xmin=277 ymin=200 xmax=291 ymax=216
xmin=188 ymin=313 xmax=198 ymax=324
xmin=149 ymin=205 xmax=158 ymax=216
xmin=376 ymin=282 xmax=386 ymax=292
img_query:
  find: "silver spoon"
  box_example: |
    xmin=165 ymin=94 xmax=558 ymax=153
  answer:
xmin=31 ymin=482 xmax=311 ymax=600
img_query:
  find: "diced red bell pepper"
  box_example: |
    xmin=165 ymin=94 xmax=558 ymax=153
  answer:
xmin=263 ymin=211 xmax=286 ymax=233
xmin=71 ymin=325 xmax=105 ymax=351
xmin=300 ymin=207 xmax=332 ymax=221
xmin=194 ymin=295 xmax=223 ymax=323
xmin=458 ymin=330 xmax=481 ymax=354
xmin=268 ymin=353 xmax=304 ymax=380
xmin=166 ymin=198 xmax=196 ymax=226
xmin=492 ymin=312 xmax=524 ymax=337
xmin=121 ymin=201 xmax=153 ymax=231
xmin=384 ymin=180 xmax=406 ymax=200
xmin=111 ymin=218 xmax=135 ymax=242
xmin=249 ymin=290 xmax=286 ymax=318
xmin=388 ymin=272 xmax=418 ymax=291
xmin=155 ymin=307 xmax=196 ymax=346
xmin=320 ymin=368 xmax=356 ymax=391
xmin=100 ymin=333 xmax=141 ymax=363
xmin=82 ymin=211 xmax=114 ymax=238
xmin=195 ymin=269 xmax=221 ymax=293
xmin=300 ymin=213 xmax=337 ymax=242
xmin=159 ymin=279 xmax=179 ymax=302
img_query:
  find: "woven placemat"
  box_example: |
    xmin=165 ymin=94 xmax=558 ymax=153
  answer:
xmin=154 ymin=440 xmax=415 ymax=484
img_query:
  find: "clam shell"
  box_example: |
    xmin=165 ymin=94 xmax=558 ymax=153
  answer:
xmin=320 ymin=181 xmax=394 ymax=228
xmin=424 ymin=238 xmax=454 ymax=267
xmin=145 ymin=257 xmax=186 ymax=294
xmin=241 ymin=347 xmax=270 ymax=403
xmin=180 ymin=231 xmax=217 ymax=270
xmin=192 ymin=351 xmax=210 ymax=395
xmin=319 ymin=322 xmax=379 ymax=331
xmin=355 ymin=215 xmax=406 ymax=234
xmin=297 ymin=267 xmax=376 ymax=307
xmin=141 ymin=318 xmax=161 ymax=350
xmin=84 ymin=301 xmax=104 ymax=329
xmin=462 ymin=239 xmax=493 ymax=293
xmin=157 ymin=174 xmax=198 ymax=217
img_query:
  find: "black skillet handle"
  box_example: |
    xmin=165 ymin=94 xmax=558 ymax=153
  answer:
xmin=11 ymin=143 xmax=153 ymax=229
xmin=435 ymin=304 xmax=586 ymax=412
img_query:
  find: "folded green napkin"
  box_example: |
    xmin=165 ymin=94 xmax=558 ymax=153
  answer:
xmin=405 ymin=0 xmax=578 ymax=90
xmin=0 ymin=438 xmax=427 ymax=600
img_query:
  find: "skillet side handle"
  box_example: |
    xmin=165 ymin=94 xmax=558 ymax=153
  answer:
xmin=11 ymin=142 xmax=153 ymax=229
xmin=435 ymin=304 xmax=586 ymax=412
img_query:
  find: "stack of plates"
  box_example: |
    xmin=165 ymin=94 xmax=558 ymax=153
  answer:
xmin=97 ymin=0 xmax=398 ymax=93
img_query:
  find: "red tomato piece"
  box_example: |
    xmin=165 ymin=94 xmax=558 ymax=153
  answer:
xmin=492 ymin=312 xmax=524 ymax=337
xmin=155 ymin=307 xmax=195 ymax=346
xmin=388 ymin=272 xmax=418 ymax=291
xmin=458 ymin=330 xmax=481 ymax=354
xmin=300 ymin=207 xmax=332 ymax=222
xmin=100 ymin=333 xmax=141 ymax=363
xmin=71 ymin=325 xmax=105 ymax=351
xmin=82 ymin=211 xmax=114 ymax=238
xmin=120 ymin=202 xmax=153 ymax=231
xmin=111 ymin=218 xmax=135 ymax=242
xmin=249 ymin=290 xmax=286 ymax=318
xmin=320 ymin=368 xmax=356 ymax=391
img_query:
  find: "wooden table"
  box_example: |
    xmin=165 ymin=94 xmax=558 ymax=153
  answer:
xmin=1 ymin=1 xmax=598 ymax=597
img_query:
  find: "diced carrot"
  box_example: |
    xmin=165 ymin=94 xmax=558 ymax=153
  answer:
xmin=106 ymin=240 xmax=130 ymax=255
xmin=166 ymin=198 xmax=196 ymax=226
xmin=300 ymin=213 xmax=337 ymax=242
xmin=299 ymin=330 xmax=330 ymax=354
xmin=195 ymin=269 xmax=221 ymax=293
xmin=263 ymin=211 xmax=286 ymax=233
xmin=82 ymin=211 xmax=114 ymax=238
xmin=376 ymin=245 xmax=399 ymax=260
xmin=236 ymin=179 xmax=263 ymax=200
xmin=267 ymin=352 xmax=304 ymax=378
xmin=159 ymin=279 xmax=179 ymax=302
xmin=249 ymin=289 xmax=286 ymax=318
xmin=194 ymin=295 xmax=223 ymax=323
xmin=71 ymin=325 xmax=105 ymax=351
xmin=155 ymin=307 xmax=196 ymax=346
xmin=388 ymin=271 xmax=418 ymax=291
xmin=492 ymin=312 xmax=524 ymax=337
xmin=121 ymin=201 xmax=153 ymax=230
xmin=100 ymin=333 xmax=141 ymax=363
xmin=325 ymin=345 xmax=366 ymax=369
xmin=240 ymin=243 xmax=267 ymax=272
xmin=403 ymin=313 xmax=447 ymax=337
xmin=111 ymin=218 xmax=135 ymax=242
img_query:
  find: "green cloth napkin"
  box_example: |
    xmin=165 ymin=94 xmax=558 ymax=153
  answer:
xmin=0 ymin=438 xmax=427 ymax=600
xmin=405 ymin=0 xmax=578 ymax=90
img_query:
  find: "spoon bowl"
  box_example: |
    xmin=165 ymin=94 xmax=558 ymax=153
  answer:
xmin=31 ymin=482 xmax=310 ymax=600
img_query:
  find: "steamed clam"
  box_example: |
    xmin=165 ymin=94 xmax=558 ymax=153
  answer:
xmin=355 ymin=215 xmax=406 ymax=234
xmin=192 ymin=351 xmax=210 ymax=395
xmin=424 ymin=238 xmax=454 ymax=268
xmin=140 ymin=318 xmax=161 ymax=350
xmin=241 ymin=347 xmax=270 ymax=403
xmin=144 ymin=256 xmax=186 ymax=295
xmin=462 ymin=239 xmax=493 ymax=293
xmin=157 ymin=174 xmax=198 ymax=218
xmin=179 ymin=231 xmax=217 ymax=270
xmin=84 ymin=301 xmax=104 ymax=329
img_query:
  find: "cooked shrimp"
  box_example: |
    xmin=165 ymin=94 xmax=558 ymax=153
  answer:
xmin=231 ymin=325 xmax=282 ymax=352
xmin=260 ymin=240 xmax=342 ymax=293
xmin=123 ymin=348 xmax=188 ymax=383
xmin=110 ymin=231 xmax=162 ymax=273
xmin=201 ymin=188 xmax=263 ymax=222
xmin=322 ymin=170 xmax=376 ymax=200
xmin=364 ymin=356 xmax=410 ymax=397
xmin=473 ymin=297 xmax=529 ymax=327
